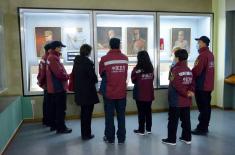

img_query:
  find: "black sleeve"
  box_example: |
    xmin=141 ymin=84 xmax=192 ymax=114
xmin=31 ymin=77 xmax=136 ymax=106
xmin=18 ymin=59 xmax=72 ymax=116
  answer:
xmin=87 ymin=62 xmax=98 ymax=84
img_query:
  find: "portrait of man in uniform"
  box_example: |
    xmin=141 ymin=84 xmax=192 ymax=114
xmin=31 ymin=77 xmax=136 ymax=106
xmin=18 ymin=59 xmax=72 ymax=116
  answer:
xmin=97 ymin=27 xmax=122 ymax=51
xmin=127 ymin=27 xmax=148 ymax=56
xmin=35 ymin=27 xmax=61 ymax=57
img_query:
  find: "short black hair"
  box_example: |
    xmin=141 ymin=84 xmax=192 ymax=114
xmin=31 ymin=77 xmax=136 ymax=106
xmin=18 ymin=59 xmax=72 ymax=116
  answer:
xmin=109 ymin=38 xmax=120 ymax=49
xmin=80 ymin=44 xmax=92 ymax=57
xmin=174 ymin=49 xmax=188 ymax=61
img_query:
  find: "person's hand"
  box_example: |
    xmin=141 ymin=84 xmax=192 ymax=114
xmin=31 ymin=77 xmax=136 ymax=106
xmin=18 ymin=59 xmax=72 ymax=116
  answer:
xmin=187 ymin=91 xmax=194 ymax=97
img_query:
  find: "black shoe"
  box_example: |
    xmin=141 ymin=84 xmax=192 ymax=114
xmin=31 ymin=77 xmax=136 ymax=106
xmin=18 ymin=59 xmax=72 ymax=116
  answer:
xmin=118 ymin=140 xmax=125 ymax=145
xmin=133 ymin=129 xmax=145 ymax=136
xmin=191 ymin=129 xmax=208 ymax=135
xmin=82 ymin=134 xmax=95 ymax=140
xmin=50 ymin=127 xmax=56 ymax=131
xmin=162 ymin=138 xmax=176 ymax=146
xmin=146 ymin=130 xmax=152 ymax=134
xmin=179 ymin=137 xmax=191 ymax=144
xmin=56 ymin=128 xmax=72 ymax=134
xmin=103 ymin=136 xmax=114 ymax=144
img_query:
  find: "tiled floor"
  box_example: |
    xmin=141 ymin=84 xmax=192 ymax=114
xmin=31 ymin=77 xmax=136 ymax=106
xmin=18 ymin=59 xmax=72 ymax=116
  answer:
xmin=4 ymin=109 xmax=235 ymax=155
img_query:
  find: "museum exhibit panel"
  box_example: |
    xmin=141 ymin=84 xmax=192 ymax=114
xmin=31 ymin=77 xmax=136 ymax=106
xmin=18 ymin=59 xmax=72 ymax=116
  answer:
xmin=19 ymin=9 xmax=93 ymax=95
xmin=93 ymin=11 xmax=156 ymax=88
xmin=157 ymin=12 xmax=213 ymax=86
xmin=18 ymin=9 xmax=213 ymax=95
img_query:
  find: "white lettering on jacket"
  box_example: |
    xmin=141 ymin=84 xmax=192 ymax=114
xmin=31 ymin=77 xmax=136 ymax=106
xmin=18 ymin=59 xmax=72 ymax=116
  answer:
xmin=208 ymin=61 xmax=214 ymax=68
xmin=178 ymin=71 xmax=192 ymax=76
xmin=111 ymin=65 xmax=126 ymax=73
xmin=141 ymin=73 xmax=153 ymax=80
xmin=182 ymin=77 xmax=192 ymax=85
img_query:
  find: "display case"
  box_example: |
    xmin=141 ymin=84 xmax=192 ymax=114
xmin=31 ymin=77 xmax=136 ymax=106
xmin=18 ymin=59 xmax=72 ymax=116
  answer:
xmin=19 ymin=8 xmax=93 ymax=95
xmin=157 ymin=12 xmax=213 ymax=87
xmin=0 ymin=12 xmax=6 ymax=93
xmin=94 ymin=11 xmax=156 ymax=88
xmin=19 ymin=8 xmax=213 ymax=95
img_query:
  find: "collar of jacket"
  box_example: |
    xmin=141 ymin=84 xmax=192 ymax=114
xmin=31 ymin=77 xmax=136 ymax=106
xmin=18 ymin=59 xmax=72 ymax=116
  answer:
xmin=175 ymin=60 xmax=187 ymax=67
xmin=50 ymin=50 xmax=61 ymax=57
xmin=199 ymin=47 xmax=209 ymax=54
xmin=108 ymin=49 xmax=122 ymax=54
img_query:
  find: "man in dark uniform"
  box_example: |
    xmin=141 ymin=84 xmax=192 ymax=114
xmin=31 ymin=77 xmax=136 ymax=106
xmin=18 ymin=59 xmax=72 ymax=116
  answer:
xmin=191 ymin=36 xmax=214 ymax=135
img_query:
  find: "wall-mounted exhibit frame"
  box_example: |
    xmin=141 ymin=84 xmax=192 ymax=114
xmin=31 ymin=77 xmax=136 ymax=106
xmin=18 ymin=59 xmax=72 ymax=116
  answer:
xmin=93 ymin=11 xmax=156 ymax=88
xmin=157 ymin=12 xmax=213 ymax=87
xmin=19 ymin=8 xmax=94 ymax=95
xmin=18 ymin=8 xmax=213 ymax=96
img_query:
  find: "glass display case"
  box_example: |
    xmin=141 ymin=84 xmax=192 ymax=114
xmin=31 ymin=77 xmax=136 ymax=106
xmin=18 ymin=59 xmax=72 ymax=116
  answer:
xmin=0 ymin=12 xmax=6 ymax=93
xmin=94 ymin=11 xmax=156 ymax=88
xmin=157 ymin=12 xmax=213 ymax=87
xmin=19 ymin=9 xmax=93 ymax=95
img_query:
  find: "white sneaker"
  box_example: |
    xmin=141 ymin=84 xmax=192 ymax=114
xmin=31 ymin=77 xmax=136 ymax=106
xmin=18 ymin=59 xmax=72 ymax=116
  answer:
xmin=162 ymin=139 xmax=176 ymax=146
xmin=146 ymin=131 xmax=152 ymax=134
xmin=179 ymin=138 xmax=191 ymax=144
xmin=133 ymin=129 xmax=145 ymax=136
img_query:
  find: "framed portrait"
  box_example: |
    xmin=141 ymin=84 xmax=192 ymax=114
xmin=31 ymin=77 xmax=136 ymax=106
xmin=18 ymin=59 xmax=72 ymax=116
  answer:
xmin=171 ymin=28 xmax=191 ymax=54
xmin=97 ymin=27 xmax=122 ymax=50
xmin=127 ymin=27 xmax=148 ymax=56
xmin=64 ymin=27 xmax=87 ymax=51
xmin=35 ymin=27 xmax=61 ymax=57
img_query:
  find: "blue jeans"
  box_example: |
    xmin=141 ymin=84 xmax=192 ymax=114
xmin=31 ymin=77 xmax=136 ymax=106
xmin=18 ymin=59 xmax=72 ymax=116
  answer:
xmin=104 ymin=98 xmax=126 ymax=142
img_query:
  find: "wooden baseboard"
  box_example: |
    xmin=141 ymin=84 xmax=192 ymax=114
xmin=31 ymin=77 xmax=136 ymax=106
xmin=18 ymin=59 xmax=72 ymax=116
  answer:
xmin=1 ymin=120 xmax=23 ymax=155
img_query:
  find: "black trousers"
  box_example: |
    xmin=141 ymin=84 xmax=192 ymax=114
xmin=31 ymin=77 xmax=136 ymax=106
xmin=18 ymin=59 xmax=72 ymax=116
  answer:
xmin=48 ymin=91 xmax=67 ymax=130
xmin=136 ymin=100 xmax=152 ymax=132
xmin=80 ymin=104 xmax=94 ymax=138
xmin=168 ymin=107 xmax=191 ymax=142
xmin=195 ymin=90 xmax=212 ymax=131
xmin=42 ymin=90 xmax=49 ymax=125
xmin=42 ymin=90 xmax=50 ymax=125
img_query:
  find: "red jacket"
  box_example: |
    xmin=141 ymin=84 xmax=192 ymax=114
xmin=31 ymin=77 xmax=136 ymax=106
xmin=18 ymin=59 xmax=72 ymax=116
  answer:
xmin=37 ymin=52 xmax=49 ymax=90
xmin=192 ymin=47 xmax=214 ymax=91
xmin=46 ymin=50 xmax=69 ymax=93
xmin=131 ymin=67 xmax=154 ymax=102
xmin=99 ymin=49 xmax=128 ymax=99
xmin=168 ymin=61 xmax=194 ymax=107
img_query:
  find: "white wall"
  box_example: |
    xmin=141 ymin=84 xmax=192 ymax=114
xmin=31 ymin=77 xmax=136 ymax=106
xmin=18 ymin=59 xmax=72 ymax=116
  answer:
xmin=212 ymin=0 xmax=226 ymax=107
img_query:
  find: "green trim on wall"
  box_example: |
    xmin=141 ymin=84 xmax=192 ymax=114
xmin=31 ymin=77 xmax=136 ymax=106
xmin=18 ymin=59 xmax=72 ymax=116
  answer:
xmin=0 ymin=97 xmax=22 ymax=153
xmin=21 ymin=97 xmax=33 ymax=119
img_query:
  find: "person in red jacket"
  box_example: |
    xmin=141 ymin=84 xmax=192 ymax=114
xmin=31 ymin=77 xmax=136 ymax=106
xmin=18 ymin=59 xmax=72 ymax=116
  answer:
xmin=46 ymin=41 xmax=72 ymax=134
xmin=191 ymin=36 xmax=214 ymax=135
xmin=162 ymin=49 xmax=194 ymax=146
xmin=99 ymin=38 xmax=128 ymax=144
xmin=37 ymin=43 xmax=51 ymax=126
xmin=131 ymin=51 xmax=154 ymax=136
